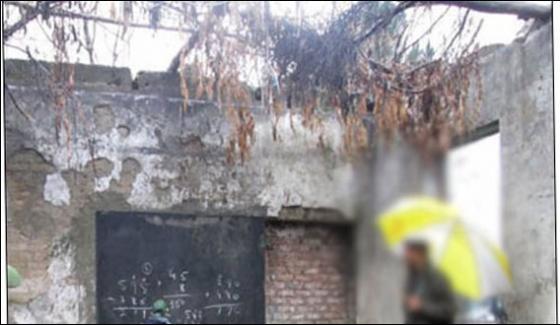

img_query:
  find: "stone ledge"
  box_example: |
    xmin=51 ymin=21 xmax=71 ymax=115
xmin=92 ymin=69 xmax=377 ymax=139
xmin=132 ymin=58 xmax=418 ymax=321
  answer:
xmin=5 ymin=59 xmax=132 ymax=92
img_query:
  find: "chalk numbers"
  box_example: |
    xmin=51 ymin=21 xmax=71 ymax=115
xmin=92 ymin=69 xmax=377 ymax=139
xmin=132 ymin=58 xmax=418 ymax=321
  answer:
xmin=104 ymin=262 xmax=243 ymax=323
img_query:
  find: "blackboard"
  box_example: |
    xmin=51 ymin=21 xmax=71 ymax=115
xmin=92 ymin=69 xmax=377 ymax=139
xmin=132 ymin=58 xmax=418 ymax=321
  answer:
xmin=96 ymin=211 xmax=265 ymax=324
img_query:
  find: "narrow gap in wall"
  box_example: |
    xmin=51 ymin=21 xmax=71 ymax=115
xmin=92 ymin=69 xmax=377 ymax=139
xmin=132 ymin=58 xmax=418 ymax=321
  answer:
xmin=446 ymin=121 xmax=502 ymax=246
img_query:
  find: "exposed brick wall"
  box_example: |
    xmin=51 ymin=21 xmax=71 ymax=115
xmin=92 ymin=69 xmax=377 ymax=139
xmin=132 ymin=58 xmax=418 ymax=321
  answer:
xmin=265 ymin=221 xmax=354 ymax=324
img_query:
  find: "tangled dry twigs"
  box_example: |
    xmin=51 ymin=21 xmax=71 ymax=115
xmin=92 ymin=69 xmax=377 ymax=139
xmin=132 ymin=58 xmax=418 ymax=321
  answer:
xmin=174 ymin=1 xmax=483 ymax=162
xmin=4 ymin=1 xmax=491 ymax=163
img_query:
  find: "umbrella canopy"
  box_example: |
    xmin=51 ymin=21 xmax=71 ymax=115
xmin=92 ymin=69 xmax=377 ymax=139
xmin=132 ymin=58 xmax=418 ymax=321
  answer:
xmin=377 ymin=196 xmax=511 ymax=300
xmin=436 ymin=220 xmax=511 ymax=299
xmin=378 ymin=196 xmax=459 ymax=246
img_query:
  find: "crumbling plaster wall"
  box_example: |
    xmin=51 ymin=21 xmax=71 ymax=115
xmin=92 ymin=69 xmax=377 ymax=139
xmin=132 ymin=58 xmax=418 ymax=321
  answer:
xmin=6 ymin=20 xmax=555 ymax=325
xmin=5 ymin=60 xmax=355 ymax=323
xmin=355 ymin=22 xmax=555 ymax=324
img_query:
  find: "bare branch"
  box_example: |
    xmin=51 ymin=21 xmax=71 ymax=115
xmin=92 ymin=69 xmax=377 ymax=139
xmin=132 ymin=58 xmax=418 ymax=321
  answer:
xmin=5 ymin=84 xmax=35 ymax=122
xmin=460 ymin=18 xmax=484 ymax=57
xmin=424 ymin=1 xmax=551 ymax=20
xmin=354 ymin=1 xmax=418 ymax=45
xmin=353 ymin=0 xmax=550 ymax=46
xmin=442 ymin=10 xmax=470 ymax=57
xmin=396 ymin=6 xmax=450 ymax=60
xmin=4 ymin=1 xmax=196 ymax=34
xmin=393 ymin=22 xmax=409 ymax=61
xmin=3 ymin=1 xmax=64 ymax=40
xmin=167 ymin=31 xmax=200 ymax=73
xmin=4 ymin=43 xmax=51 ymax=74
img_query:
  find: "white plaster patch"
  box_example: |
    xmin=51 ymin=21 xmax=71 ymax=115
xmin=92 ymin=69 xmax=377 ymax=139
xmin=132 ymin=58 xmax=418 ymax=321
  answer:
xmin=127 ymin=162 xmax=183 ymax=209
xmin=43 ymin=173 xmax=71 ymax=206
xmin=26 ymin=90 xmax=354 ymax=215
xmin=9 ymin=304 xmax=36 ymax=324
xmin=10 ymin=245 xmax=84 ymax=324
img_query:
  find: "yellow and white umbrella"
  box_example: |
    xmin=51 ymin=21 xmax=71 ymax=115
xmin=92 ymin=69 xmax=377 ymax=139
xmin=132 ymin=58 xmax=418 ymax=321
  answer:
xmin=377 ymin=196 xmax=512 ymax=300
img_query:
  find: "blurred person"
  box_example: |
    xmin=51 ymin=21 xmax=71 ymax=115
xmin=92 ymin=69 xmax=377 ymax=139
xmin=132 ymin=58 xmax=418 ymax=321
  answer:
xmin=145 ymin=299 xmax=172 ymax=324
xmin=404 ymin=240 xmax=456 ymax=324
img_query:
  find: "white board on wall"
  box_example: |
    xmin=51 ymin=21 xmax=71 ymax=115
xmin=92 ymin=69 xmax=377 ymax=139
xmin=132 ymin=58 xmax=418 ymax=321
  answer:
xmin=446 ymin=133 xmax=502 ymax=247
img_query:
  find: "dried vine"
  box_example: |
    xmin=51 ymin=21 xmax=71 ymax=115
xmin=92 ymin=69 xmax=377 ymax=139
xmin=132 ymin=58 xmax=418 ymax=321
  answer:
xmin=4 ymin=1 xmax=492 ymax=163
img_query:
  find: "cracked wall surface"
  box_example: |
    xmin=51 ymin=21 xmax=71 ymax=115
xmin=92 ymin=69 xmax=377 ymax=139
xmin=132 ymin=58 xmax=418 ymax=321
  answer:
xmin=355 ymin=22 xmax=555 ymax=324
xmin=5 ymin=21 xmax=555 ymax=324
xmin=5 ymin=59 xmax=355 ymax=323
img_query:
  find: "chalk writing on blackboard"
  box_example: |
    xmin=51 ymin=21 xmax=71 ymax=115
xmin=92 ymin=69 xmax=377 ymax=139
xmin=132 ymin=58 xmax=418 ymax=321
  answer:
xmin=102 ymin=263 xmax=244 ymax=324
xmin=96 ymin=212 xmax=265 ymax=324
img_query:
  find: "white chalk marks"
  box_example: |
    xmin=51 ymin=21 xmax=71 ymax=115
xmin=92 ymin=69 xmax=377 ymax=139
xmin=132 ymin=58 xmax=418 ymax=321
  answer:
xmin=103 ymin=262 xmax=244 ymax=324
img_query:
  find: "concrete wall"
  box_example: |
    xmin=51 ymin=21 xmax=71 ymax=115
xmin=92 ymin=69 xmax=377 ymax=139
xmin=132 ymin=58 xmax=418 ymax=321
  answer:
xmin=5 ymin=20 xmax=554 ymax=324
xmin=5 ymin=60 xmax=355 ymax=323
xmin=476 ymin=22 xmax=555 ymax=324
xmin=355 ymin=22 xmax=555 ymax=324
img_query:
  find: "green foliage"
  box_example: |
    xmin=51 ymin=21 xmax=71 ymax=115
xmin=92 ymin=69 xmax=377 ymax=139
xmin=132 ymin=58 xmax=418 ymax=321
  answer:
xmin=8 ymin=265 xmax=22 ymax=288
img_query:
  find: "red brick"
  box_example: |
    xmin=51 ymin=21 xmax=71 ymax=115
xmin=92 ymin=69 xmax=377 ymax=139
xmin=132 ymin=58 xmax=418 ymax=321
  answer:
xmin=265 ymin=222 xmax=353 ymax=323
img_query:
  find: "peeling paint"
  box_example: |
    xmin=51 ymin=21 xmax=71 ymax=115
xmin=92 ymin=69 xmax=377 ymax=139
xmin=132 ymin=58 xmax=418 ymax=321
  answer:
xmin=12 ymin=85 xmax=353 ymax=215
xmin=6 ymin=60 xmax=355 ymax=324
xmin=44 ymin=173 xmax=71 ymax=206
xmin=10 ymin=244 xmax=84 ymax=324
